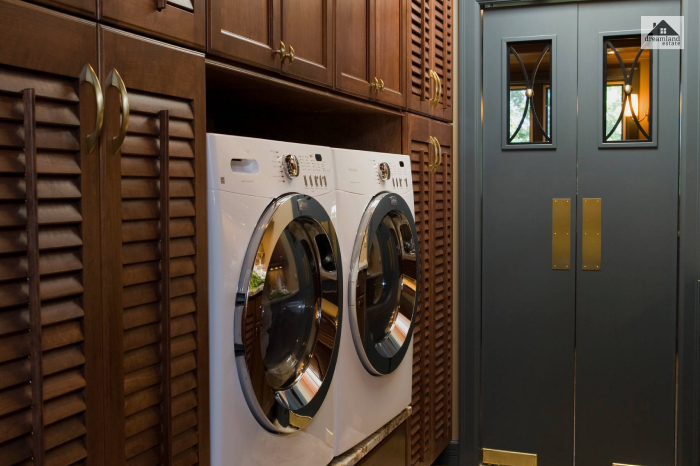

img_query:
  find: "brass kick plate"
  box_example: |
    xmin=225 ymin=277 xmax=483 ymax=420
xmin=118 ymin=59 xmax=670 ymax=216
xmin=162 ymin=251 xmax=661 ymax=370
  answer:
xmin=582 ymin=198 xmax=602 ymax=271
xmin=613 ymin=464 xmax=647 ymax=466
xmin=483 ymin=448 xmax=537 ymax=466
xmin=552 ymin=199 xmax=571 ymax=270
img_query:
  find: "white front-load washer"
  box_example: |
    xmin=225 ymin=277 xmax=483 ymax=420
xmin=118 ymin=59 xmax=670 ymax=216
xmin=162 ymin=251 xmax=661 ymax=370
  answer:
xmin=331 ymin=148 xmax=419 ymax=455
xmin=207 ymin=134 xmax=342 ymax=466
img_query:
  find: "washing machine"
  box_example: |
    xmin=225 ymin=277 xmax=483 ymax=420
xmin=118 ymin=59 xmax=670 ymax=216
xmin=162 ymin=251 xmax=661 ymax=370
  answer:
xmin=331 ymin=148 xmax=419 ymax=455
xmin=207 ymin=134 xmax=342 ymax=466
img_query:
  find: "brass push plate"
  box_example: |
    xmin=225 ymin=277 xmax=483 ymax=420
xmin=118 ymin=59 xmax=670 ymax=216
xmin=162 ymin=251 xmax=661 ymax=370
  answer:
xmin=483 ymin=448 xmax=537 ymax=466
xmin=552 ymin=198 xmax=571 ymax=270
xmin=582 ymin=198 xmax=602 ymax=271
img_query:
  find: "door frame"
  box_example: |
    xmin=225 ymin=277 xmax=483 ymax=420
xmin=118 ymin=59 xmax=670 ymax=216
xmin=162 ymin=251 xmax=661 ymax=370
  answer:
xmin=457 ymin=1 xmax=700 ymax=465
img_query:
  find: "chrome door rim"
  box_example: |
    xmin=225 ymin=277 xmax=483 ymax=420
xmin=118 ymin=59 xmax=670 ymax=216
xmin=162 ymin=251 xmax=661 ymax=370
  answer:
xmin=348 ymin=192 xmax=419 ymax=376
xmin=234 ymin=193 xmax=342 ymax=434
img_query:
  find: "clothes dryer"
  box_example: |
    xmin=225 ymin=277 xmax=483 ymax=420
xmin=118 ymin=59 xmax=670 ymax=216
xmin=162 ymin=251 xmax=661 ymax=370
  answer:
xmin=331 ymin=148 xmax=419 ymax=455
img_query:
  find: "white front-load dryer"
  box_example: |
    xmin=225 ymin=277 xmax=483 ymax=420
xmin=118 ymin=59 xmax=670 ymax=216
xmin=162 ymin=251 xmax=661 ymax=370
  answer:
xmin=207 ymin=134 xmax=342 ymax=466
xmin=331 ymin=148 xmax=419 ymax=455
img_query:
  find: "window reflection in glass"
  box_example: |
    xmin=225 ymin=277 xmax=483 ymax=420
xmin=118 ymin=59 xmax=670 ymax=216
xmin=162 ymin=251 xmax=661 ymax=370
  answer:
xmin=604 ymin=35 xmax=652 ymax=142
xmin=507 ymin=40 xmax=552 ymax=144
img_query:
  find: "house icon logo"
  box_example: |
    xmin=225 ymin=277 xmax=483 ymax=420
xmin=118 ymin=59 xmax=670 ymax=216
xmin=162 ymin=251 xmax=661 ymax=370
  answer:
xmin=642 ymin=16 xmax=683 ymax=49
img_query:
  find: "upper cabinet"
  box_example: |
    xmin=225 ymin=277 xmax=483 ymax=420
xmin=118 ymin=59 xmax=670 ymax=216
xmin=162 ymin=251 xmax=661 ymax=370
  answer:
xmin=99 ymin=0 xmax=207 ymax=50
xmin=30 ymin=0 xmax=95 ymax=18
xmin=336 ymin=0 xmax=407 ymax=107
xmin=209 ymin=0 xmax=333 ymax=86
xmin=407 ymin=0 xmax=453 ymax=121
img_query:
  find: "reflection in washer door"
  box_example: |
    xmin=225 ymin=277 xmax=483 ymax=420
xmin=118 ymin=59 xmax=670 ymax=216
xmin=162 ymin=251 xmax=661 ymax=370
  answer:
xmin=236 ymin=194 xmax=342 ymax=434
xmin=351 ymin=193 xmax=419 ymax=376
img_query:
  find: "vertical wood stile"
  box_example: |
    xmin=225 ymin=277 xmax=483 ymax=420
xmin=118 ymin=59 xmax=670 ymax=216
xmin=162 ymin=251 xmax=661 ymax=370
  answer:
xmin=159 ymin=109 xmax=173 ymax=465
xmin=23 ymin=88 xmax=44 ymax=464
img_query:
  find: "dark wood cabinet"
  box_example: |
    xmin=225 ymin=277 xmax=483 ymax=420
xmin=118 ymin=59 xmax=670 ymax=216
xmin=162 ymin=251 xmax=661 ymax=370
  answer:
xmin=336 ymin=0 xmax=407 ymax=106
xmin=0 ymin=1 xmax=103 ymax=464
xmin=407 ymin=0 xmax=453 ymax=121
xmin=0 ymin=3 xmax=209 ymax=465
xmin=209 ymin=0 xmax=333 ymax=86
xmin=403 ymin=113 xmax=453 ymax=466
xmin=99 ymin=26 xmax=209 ymax=466
xmin=99 ymin=0 xmax=206 ymax=50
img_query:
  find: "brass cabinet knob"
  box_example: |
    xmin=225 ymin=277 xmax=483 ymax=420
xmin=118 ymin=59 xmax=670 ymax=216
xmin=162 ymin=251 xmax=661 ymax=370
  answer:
xmin=273 ymin=41 xmax=287 ymax=60
xmin=285 ymin=44 xmax=295 ymax=63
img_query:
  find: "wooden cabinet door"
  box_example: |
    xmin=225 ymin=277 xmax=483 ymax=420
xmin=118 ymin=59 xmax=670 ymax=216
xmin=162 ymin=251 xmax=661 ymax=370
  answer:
xmin=335 ymin=0 xmax=374 ymax=99
xmin=429 ymin=0 xmax=453 ymax=120
xmin=99 ymin=0 xmax=206 ymax=50
xmin=208 ymin=0 xmax=281 ymax=71
xmin=99 ymin=26 xmax=209 ymax=466
xmin=0 ymin=1 xmax=104 ymax=465
xmin=406 ymin=0 xmax=453 ymax=121
xmin=403 ymin=114 xmax=453 ymax=466
xmin=279 ymin=0 xmax=333 ymax=86
xmin=373 ymin=0 xmax=407 ymax=107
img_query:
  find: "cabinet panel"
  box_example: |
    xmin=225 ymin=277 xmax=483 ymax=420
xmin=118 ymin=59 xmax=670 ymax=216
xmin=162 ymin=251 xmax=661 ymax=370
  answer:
xmin=0 ymin=1 xmax=103 ymax=465
xmin=407 ymin=0 xmax=453 ymax=121
xmin=100 ymin=0 xmax=206 ymax=50
xmin=209 ymin=0 xmax=281 ymax=71
xmin=100 ymin=26 xmax=209 ymax=466
xmin=429 ymin=0 xmax=452 ymax=120
xmin=335 ymin=0 xmax=374 ymax=98
xmin=374 ymin=0 xmax=407 ymax=106
xmin=280 ymin=0 xmax=333 ymax=86
xmin=403 ymin=113 xmax=452 ymax=466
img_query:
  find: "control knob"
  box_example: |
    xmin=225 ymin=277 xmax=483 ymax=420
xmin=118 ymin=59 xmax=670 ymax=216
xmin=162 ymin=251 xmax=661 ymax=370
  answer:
xmin=283 ymin=154 xmax=300 ymax=178
xmin=378 ymin=162 xmax=391 ymax=181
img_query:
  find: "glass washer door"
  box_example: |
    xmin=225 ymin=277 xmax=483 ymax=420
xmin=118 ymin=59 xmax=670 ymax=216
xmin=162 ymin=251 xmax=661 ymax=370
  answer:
xmin=349 ymin=192 xmax=420 ymax=376
xmin=234 ymin=194 xmax=342 ymax=434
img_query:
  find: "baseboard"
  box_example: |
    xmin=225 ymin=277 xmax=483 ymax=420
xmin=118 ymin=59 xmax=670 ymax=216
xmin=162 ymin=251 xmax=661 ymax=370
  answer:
xmin=434 ymin=440 xmax=459 ymax=466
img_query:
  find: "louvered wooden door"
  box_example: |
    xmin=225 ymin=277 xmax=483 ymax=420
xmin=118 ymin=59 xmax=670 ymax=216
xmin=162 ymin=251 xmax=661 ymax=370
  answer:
xmin=99 ymin=26 xmax=209 ymax=466
xmin=403 ymin=113 xmax=453 ymax=466
xmin=406 ymin=0 xmax=453 ymax=122
xmin=99 ymin=0 xmax=206 ymax=50
xmin=0 ymin=1 xmax=103 ymax=465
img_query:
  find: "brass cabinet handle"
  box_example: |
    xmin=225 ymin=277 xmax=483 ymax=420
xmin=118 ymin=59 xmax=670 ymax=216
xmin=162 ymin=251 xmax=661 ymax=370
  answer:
xmin=429 ymin=136 xmax=439 ymax=172
xmin=80 ymin=64 xmax=103 ymax=155
xmin=429 ymin=70 xmax=440 ymax=107
xmin=156 ymin=0 xmax=165 ymax=10
xmin=437 ymin=73 xmax=443 ymax=105
xmin=273 ymin=41 xmax=287 ymax=60
xmin=107 ymin=69 xmax=129 ymax=154
xmin=377 ymin=78 xmax=384 ymax=93
xmin=436 ymin=137 xmax=442 ymax=170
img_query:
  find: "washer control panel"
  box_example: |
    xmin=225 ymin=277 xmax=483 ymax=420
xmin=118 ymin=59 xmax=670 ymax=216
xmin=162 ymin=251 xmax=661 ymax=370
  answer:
xmin=333 ymin=148 xmax=412 ymax=195
xmin=207 ymin=134 xmax=334 ymax=196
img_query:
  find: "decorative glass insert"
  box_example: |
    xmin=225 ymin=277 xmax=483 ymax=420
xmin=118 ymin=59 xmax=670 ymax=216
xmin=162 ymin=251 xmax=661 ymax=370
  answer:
xmin=604 ymin=35 xmax=652 ymax=142
xmin=507 ymin=40 xmax=552 ymax=145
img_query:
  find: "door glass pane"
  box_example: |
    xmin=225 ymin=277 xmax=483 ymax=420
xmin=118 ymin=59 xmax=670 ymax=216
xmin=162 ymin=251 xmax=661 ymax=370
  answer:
xmin=248 ymin=219 xmax=322 ymax=391
xmin=507 ymin=40 xmax=552 ymax=144
xmin=604 ymin=35 xmax=652 ymax=142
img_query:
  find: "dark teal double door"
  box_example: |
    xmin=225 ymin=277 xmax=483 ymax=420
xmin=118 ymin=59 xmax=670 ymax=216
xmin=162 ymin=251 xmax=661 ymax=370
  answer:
xmin=482 ymin=1 xmax=681 ymax=465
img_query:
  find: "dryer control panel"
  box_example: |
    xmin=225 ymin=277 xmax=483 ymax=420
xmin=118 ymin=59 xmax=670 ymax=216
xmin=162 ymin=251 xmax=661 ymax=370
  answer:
xmin=333 ymin=148 xmax=412 ymax=195
xmin=206 ymin=134 xmax=335 ymax=197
